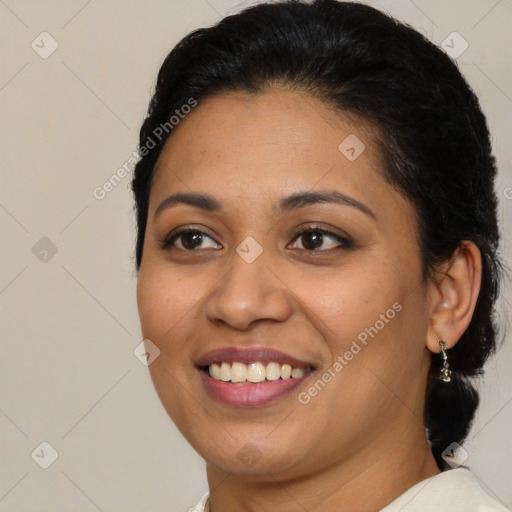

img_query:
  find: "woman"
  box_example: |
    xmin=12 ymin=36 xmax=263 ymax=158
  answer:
xmin=132 ymin=1 xmax=509 ymax=510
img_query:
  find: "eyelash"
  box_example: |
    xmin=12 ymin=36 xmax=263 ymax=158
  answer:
xmin=160 ymin=224 xmax=354 ymax=253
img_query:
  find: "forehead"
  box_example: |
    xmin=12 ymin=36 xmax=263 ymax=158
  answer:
xmin=150 ymin=88 xmax=407 ymax=221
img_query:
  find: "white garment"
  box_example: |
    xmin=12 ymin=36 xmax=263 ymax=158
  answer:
xmin=190 ymin=492 xmax=209 ymax=512
xmin=190 ymin=468 xmax=510 ymax=511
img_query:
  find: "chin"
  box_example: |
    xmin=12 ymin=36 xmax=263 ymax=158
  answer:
xmin=204 ymin=447 xmax=303 ymax=478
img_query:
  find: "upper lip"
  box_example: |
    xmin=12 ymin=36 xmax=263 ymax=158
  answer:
xmin=195 ymin=347 xmax=316 ymax=369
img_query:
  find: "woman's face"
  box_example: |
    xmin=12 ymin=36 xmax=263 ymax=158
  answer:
xmin=137 ymin=89 xmax=433 ymax=479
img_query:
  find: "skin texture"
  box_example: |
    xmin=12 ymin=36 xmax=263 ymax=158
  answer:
xmin=136 ymin=88 xmax=482 ymax=512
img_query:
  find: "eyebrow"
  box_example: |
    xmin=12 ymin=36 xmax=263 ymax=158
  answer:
xmin=276 ymin=190 xmax=375 ymax=218
xmin=153 ymin=189 xmax=375 ymax=220
xmin=154 ymin=192 xmax=222 ymax=219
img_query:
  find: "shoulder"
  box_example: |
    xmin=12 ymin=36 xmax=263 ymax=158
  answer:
xmin=191 ymin=472 xmax=510 ymax=512
xmin=381 ymin=468 xmax=510 ymax=512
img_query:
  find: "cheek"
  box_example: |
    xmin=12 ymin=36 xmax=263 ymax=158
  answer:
xmin=296 ymin=259 xmax=425 ymax=396
xmin=297 ymin=263 xmax=404 ymax=351
xmin=136 ymin=263 xmax=205 ymax=346
xmin=294 ymin=278 xmax=427 ymax=451
xmin=136 ymin=265 xmax=204 ymax=427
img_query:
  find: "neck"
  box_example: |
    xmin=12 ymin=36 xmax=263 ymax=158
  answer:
xmin=205 ymin=425 xmax=440 ymax=512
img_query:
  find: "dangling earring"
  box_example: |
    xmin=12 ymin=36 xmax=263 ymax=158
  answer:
xmin=438 ymin=338 xmax=452 ymax=382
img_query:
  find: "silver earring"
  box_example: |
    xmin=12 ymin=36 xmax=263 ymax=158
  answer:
xmin=438 ymin=338 xmax=452 ymax=382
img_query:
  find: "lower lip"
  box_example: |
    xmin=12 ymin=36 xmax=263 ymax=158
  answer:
xmin=199 ymin=370 xmax=311 ymax=407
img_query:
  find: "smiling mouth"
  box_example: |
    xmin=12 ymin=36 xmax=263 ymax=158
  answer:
xmin=195 ymin=347 xmax=317 ymax=406
xmin=202 ymin=361 xmax=315 ymax=383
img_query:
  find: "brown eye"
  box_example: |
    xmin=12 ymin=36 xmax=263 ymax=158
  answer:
xmin=300 ymin=231 xmax=324 ymax=250
xmin=289 ymin=227 xmax=353 ymax=252
xmin=179 ymin=231 xmax=205 ymax=250
xmin=162 ymin=229 xmax=221 ymax=251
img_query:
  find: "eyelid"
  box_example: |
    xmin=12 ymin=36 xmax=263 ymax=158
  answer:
xmin=293 ymin=222 xmax=351 ymax=239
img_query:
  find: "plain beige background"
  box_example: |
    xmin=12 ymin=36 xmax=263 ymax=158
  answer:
xmin=0 ymin=0 xmax=511 ymax=510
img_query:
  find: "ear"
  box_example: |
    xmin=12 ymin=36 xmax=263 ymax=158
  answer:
xmin=426 ymin=241 xmax=482 ymax=354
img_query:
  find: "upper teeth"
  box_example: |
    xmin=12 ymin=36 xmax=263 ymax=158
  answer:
xmin=208 ymin=362 xmax=308 ymax=383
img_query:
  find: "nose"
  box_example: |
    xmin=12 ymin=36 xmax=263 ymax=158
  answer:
xmin=205 ymin=250 xmax=293 ymax=330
